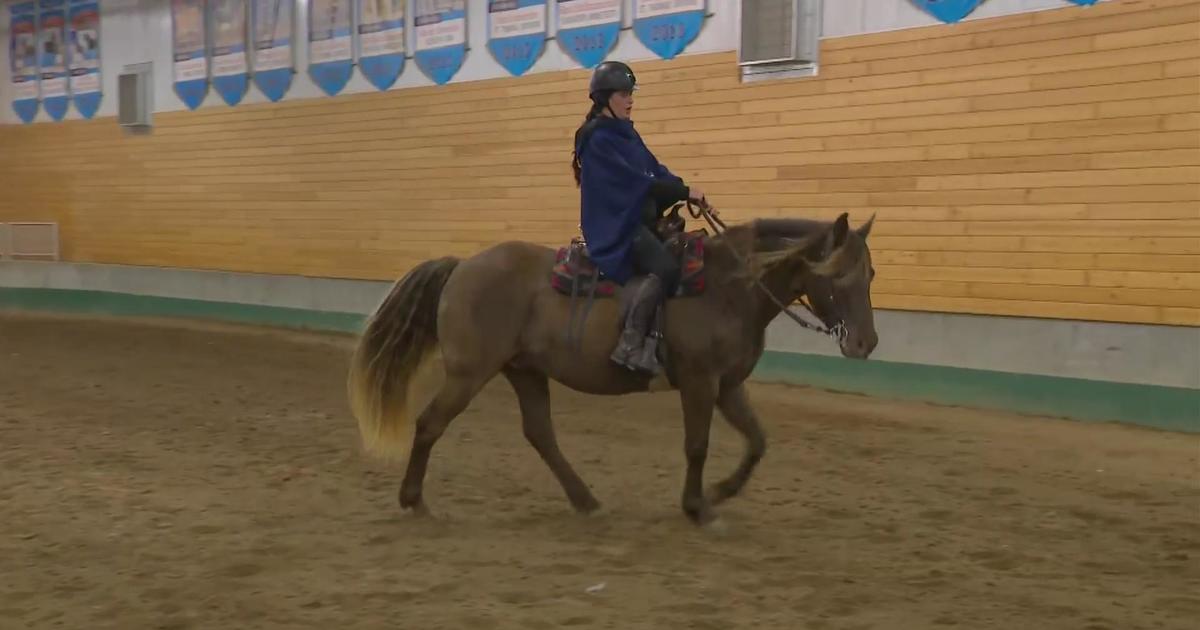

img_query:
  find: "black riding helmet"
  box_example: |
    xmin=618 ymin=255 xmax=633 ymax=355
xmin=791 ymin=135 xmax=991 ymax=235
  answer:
xmin=573 ymin=61 xmax=638 ymax=167
xmin=588 ymin=60 xmax=637 ymax=103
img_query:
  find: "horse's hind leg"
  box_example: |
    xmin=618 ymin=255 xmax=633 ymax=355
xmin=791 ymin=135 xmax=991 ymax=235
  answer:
xmin=707 ymin=383 xmax=767 ymax=506
xmin=504 ymin=367 xmax=600 ymax=514
xmin=398 ymin=368 xmax=489 ymax=516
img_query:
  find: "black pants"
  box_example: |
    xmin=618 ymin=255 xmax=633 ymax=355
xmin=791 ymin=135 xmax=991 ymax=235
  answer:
xmin=630 ymin=200 xmax=680 ymax=297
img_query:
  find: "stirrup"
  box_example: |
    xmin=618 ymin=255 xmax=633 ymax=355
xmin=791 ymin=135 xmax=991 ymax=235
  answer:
xmin=628 ymin=332 xmax=663 ymax=375
xmin=610 ymin=328 xmax=644 ymax=369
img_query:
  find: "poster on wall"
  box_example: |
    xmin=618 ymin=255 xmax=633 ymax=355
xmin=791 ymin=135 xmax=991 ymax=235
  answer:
xmin=37 ymin=0 xmax=68 ymax=120
xmin=487 ymin=0 xmax=546 ymax=77
xmin=67 ymin=0 xmax=101 ymax=119
xmin=9 ymin=2 xmax=39 ymax=123
xmin=251 ymin=0 xmax=294 ymax=102
xmin=414 ymin=0 xmax=466 ymax=85
xmin=309 ymin=0 xmax=353 ymax=96
xmin=172 ymin=0 xmax=209 ymax=110
xmin=210 ymin=0 xmax=249 ymax=105
xmin=633 ymin=0 xmax=706 ymax=60
xmin=356 ymin=0 xmax=406 ymax=91
xmin=906 ymin=0 xmax=984 ymax=23
xmin=554 ymin=0 xmax=621 ymax=69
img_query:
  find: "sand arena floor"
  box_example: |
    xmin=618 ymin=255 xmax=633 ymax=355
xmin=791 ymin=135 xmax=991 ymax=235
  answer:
xmin=0 ymin=312 xmax=1196 ymax=630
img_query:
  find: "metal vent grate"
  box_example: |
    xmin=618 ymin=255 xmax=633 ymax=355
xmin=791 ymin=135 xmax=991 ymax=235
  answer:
xmin=740 ymin=0 xmax=796 ymax=64
xmin=0 ymin=222 xmax=60 ymax=260
xmin=118 ymin=62 xmax=153 ymax=128
xmin=739 ymin=0 xmax=822 ymax=81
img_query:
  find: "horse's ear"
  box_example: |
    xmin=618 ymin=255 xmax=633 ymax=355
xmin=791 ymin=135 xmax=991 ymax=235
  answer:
xmin=832 ymin=212 xmax=850 ymax=248
xmin=805 ymin=212 xmax=850 ymax=263
xmin=857 ymin=213 xmax=876 ymax=240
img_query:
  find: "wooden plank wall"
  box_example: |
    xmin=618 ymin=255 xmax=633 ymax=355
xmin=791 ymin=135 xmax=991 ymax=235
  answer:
xmin=0 ymin=0 xmax=1197 ymax=326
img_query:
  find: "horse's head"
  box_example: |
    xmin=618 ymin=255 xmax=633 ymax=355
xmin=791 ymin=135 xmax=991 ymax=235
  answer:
xmin=754 ymin=213 xmax=878 ymax=360
xmin=800 ymin=213 xmax=878 ymax=359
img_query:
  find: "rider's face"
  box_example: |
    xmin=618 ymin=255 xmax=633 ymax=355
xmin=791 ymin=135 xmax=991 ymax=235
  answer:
xmin=607 ymin=90 xmax=634 ymax=120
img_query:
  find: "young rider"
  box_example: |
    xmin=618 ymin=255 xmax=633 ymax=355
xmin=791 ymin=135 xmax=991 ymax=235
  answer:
xmin=570 ymin=61 xmax=707 ymax=375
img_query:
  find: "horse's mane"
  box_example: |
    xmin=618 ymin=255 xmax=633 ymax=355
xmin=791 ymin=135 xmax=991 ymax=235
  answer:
xmin=708 ymin=218 xmax=836 ymax=277
xmin=700 ymin=217 xmax=864 ymax=283
xmin=752 ymin=218 xmax=832 ymax=241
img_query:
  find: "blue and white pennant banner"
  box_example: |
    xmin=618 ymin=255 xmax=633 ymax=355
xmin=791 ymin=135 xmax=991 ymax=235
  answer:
xmin=309 ymin=0 xmax=354 ymax=95
xmin=172 ymin=0 xmax=209 ymax=110
xmin=211 ymin=0 xmax=249 ymax=105
xmin=909 ymin=0 xmax=1100 ymax=23
xmin=554 ymin=0 xmax=620 ymax=69
xmin=9 ymin=2 xmax=39 ymax=123
xmin=37 ymin=0 xmax=68 ymax=120
xmin=357 ymin=0 xmax=407 ymax=91
xmin=632 ymin=0 xmax=706 ymax=60
xmin=67 ymin=0 xmax=101 ymax=118
xmin=487 ymin=0 xmax=546 ymax=77
xmin=252 ymin=0 xmax=295 ymax=102
xmin=414 ymin=0 xmax=467 ymax=85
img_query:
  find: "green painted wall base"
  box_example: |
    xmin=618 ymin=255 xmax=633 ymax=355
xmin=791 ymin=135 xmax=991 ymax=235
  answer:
xmin=0 ymin=287 xmax=366 ymax=334
xmin=2 ymin=287 xmax=1196 ymax=434
xmin=754 ymin=353 xmax=1198 ymax=434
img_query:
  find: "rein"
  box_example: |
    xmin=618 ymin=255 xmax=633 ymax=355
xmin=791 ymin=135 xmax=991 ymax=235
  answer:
xmin=685 ymin=201 xmax=847 ymax=344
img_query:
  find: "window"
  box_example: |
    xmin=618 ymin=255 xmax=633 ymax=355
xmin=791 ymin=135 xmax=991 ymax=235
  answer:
xmin=738 ymin=0 xmax=822 ymax=82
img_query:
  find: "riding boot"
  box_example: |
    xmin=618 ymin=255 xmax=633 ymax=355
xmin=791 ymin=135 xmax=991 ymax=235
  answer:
xmin=629 ymin=299 xmax=665 ymax=374
xmin=610 ymin=274 xmax=665 ymax=375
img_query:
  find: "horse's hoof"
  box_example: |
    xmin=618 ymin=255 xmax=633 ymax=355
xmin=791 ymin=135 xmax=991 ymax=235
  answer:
xmin=683 ymin=501 xmax=718 ymax=527
xmin=574 ymin=497 xmax=602 ymax=515
xmin=704 ymin=517 xmax=731 ymax=537
xmin=399 ymin=492 xmax=430 ymax=518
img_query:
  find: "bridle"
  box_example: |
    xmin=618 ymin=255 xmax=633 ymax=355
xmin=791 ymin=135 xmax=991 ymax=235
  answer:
xmin=685 ymin=201 xmax=848 ymax=345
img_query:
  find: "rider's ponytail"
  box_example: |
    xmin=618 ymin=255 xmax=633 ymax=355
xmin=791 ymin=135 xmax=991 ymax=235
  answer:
xmin=571 ymin=98 xmax=608 ymax=187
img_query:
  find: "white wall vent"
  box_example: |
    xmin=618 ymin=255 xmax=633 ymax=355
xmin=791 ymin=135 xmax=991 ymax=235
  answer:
xmin=118 ymin=62 xmax=154 ymax=128
xmin=739 ymin=0 xmax=823 ymax=82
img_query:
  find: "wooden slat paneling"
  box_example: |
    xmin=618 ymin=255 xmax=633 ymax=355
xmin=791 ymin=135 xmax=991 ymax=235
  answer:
xmin=1 ymin=0 xmax=1197 ymax=325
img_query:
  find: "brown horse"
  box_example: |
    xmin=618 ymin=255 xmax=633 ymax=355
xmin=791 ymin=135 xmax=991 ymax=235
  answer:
xmin=346 ymin=211 xmax=878 ymax=526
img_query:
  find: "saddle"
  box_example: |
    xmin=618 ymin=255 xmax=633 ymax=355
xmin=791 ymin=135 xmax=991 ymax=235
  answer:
xmin=550 ymin=206 xmax=708 ymax=301
xmin=549 ymin=204 xmax=708 ymax=360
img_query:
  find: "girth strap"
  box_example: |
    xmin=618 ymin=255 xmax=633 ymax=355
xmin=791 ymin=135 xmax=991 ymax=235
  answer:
xmin=564 ymin=267 xmax=600 ymax=353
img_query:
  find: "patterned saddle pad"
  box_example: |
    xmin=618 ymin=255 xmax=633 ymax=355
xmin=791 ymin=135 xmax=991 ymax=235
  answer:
xmin=550 ymin=231 xmax=707 ymax=299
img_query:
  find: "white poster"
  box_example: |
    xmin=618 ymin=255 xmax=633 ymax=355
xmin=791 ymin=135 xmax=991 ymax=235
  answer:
xmin=359 ymin=0 xmax=406 ymax=57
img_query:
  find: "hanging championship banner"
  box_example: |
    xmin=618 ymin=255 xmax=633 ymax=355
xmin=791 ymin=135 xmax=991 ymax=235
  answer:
xmin=309 ymin=0 xmax=353 ymax=95
xmin=632 ymin=0 xmax=705 ymax=60
xmin=251 ymin=0 xmax=294 ymax=102
xmin=172 ymin=0 xmax=209 ymax=110
xmin=907 ymin=0 xmax=985 ymax=23
xmin=414 ymin=0 xmax=466 ymax=85
xmin=9 ymin=2 xmax=38 ymax=123
xmin=210 ymin=0 xmax=248 ymax=105
xmin=356 ymin=0 xmax=406 ymax=91
xmin=67 ymin=0 xmax=101 ymax=119
xmin=37 ymin=0 xmax=67 ymax=120
xmin=487 ymin=0 xmax=546 ymax=77
xmin=555 ymin=0 xmax=620 ymax=69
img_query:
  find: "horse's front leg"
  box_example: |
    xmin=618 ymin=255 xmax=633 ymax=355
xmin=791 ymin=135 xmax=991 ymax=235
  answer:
xmin=708 ymin=382 xmax=766 ymax=506
xmin=678 ymin=373 xmax=718 ymax=525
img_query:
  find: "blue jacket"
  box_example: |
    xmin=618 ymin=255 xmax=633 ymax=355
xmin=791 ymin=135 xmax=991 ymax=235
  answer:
xmin=576 ymin=117 xmax=685 ymax=284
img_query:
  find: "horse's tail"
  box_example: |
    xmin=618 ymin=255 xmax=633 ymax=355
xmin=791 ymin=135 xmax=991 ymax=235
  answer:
xmin=347 ymin=256 xmax=461 ymax=460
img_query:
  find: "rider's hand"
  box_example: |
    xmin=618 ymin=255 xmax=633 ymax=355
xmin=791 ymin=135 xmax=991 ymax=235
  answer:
xmin=687 ymin=186 xmax=707 ymax=206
